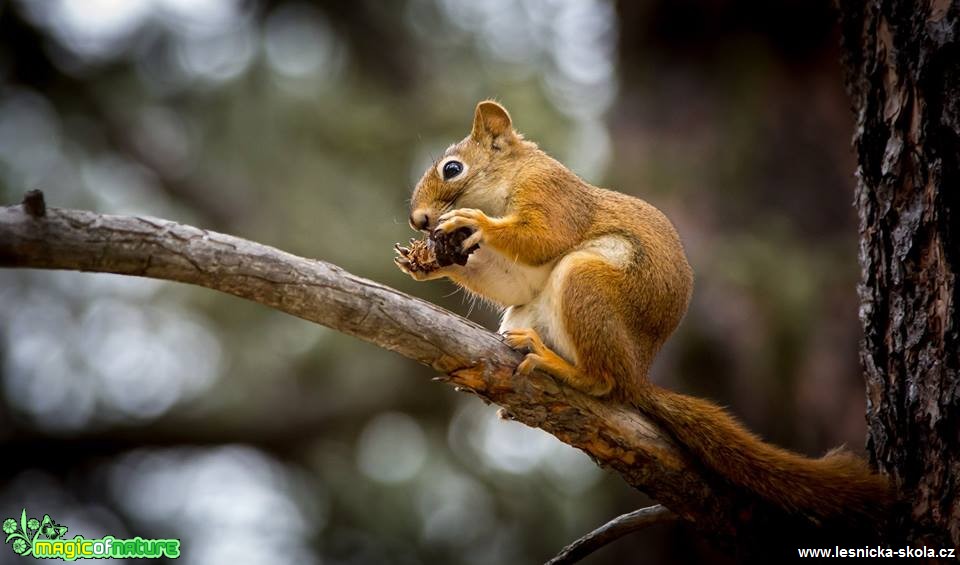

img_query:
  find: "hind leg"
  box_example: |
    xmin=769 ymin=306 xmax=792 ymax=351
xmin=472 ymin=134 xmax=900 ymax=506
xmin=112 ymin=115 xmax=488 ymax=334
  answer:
xmin=503 ymin=326 xmax=613 ymax=396
xmin=504 ymin=255 xmax=641 ymax=397
xmin=502 ymin=328 xmax=577 ymax=377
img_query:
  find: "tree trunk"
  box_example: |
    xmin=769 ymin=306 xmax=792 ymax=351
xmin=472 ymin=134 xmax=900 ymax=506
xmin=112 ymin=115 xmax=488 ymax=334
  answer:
xmin=838 ymin=0 xmax=960 ymax=548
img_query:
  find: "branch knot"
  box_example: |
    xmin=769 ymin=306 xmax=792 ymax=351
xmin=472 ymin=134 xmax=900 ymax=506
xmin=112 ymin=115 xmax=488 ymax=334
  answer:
xmin=21 ymin=190 xmax=46 ymax=218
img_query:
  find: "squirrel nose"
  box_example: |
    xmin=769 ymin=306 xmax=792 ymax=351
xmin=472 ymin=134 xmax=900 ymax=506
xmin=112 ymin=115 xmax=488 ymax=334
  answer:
xmin=410 ymin=209 xmax=430 ymax=231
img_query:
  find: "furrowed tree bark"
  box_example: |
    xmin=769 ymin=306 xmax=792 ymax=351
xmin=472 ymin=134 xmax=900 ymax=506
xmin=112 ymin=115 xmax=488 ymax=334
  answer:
xmin=0 ymin=193 xmax=881 ymax=558
xmin=838 ymin=0 xmax=960 ymax=549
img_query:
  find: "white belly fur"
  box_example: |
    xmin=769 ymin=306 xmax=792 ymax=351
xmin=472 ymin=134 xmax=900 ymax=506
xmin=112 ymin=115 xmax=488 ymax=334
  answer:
xmin=456 ymin=245 xmax=554 ymax=307
xmin=494 ymin=234 xmax=635 ymax=365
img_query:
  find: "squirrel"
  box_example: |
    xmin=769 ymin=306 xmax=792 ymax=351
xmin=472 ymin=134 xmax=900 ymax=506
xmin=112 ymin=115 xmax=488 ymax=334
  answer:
xmin=395 ymin=100 xmax=891 ymax=528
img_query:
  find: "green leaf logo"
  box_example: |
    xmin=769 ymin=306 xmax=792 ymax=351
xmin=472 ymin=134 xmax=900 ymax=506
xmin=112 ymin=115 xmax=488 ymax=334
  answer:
xmin=2 ymin=509 xmax=66 ymax=557
xmin=3 ymin=509 xmax=34 ymax=557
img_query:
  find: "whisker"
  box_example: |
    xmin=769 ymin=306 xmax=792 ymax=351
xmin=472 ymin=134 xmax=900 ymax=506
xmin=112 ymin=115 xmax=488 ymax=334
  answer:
xmin=466 ymin=291 xmax=478 ymax=317
xmin=444 ymin=285 xmax=463 ymax=299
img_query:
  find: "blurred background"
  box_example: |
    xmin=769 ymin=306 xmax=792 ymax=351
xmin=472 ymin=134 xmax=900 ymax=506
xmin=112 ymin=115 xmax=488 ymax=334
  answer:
xmin=0 ymin=0 xmax=863 ymax=563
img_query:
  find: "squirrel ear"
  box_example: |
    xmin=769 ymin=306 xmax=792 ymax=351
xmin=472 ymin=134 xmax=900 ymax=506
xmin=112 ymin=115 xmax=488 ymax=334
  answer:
xmin=471 ymin=100 xmax=514 ymax=143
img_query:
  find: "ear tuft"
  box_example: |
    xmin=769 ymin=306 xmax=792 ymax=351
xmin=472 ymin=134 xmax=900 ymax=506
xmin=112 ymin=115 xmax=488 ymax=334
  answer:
xmin=471 ymin=100 xmax=513 ymax=141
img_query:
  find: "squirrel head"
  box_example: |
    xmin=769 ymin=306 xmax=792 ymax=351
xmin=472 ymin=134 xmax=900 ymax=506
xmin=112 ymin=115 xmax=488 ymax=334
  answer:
xmin=409 ymin=100 xmax=528 ymax=231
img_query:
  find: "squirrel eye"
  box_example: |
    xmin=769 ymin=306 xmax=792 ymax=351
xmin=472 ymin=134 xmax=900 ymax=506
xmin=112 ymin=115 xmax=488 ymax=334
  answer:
xmin=442 ymin=160 xmax=464 ymax=180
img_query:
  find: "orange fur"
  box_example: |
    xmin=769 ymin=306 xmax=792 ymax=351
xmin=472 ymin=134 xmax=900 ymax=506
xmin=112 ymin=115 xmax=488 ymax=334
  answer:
xmin=400 ymin=100 xmax=892 ymax=526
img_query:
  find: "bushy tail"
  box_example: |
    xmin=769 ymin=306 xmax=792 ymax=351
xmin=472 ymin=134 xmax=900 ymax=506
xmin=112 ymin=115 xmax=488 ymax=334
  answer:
xmin=630 ymin=383 xmax=892 ymax=524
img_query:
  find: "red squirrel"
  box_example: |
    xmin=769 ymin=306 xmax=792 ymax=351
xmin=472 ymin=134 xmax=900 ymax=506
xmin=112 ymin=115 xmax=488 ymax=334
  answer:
xmin=395 ymin=100 xmax=891 ymax=526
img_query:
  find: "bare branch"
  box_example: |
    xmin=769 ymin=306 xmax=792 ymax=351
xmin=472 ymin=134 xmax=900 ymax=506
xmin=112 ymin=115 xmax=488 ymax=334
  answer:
xmin=545 ymin=505 xmax=678 ymax=565
xmin=0 ymin=194 xmax=815 ymax=551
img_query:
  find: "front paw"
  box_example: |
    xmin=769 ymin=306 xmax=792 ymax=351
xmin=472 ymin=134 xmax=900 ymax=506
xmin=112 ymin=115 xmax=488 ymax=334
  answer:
xmin=394 ymin=257 xmax=437 ymax=281
xmin=435 ymin=208 xmax=489 ymax=251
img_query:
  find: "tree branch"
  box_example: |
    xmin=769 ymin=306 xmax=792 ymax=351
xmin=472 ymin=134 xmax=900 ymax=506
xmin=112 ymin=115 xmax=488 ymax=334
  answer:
xmin=0 ymin=193 xmax=810 ymax=552
xmin=545 ymin=505 xmax=678 ymax=565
